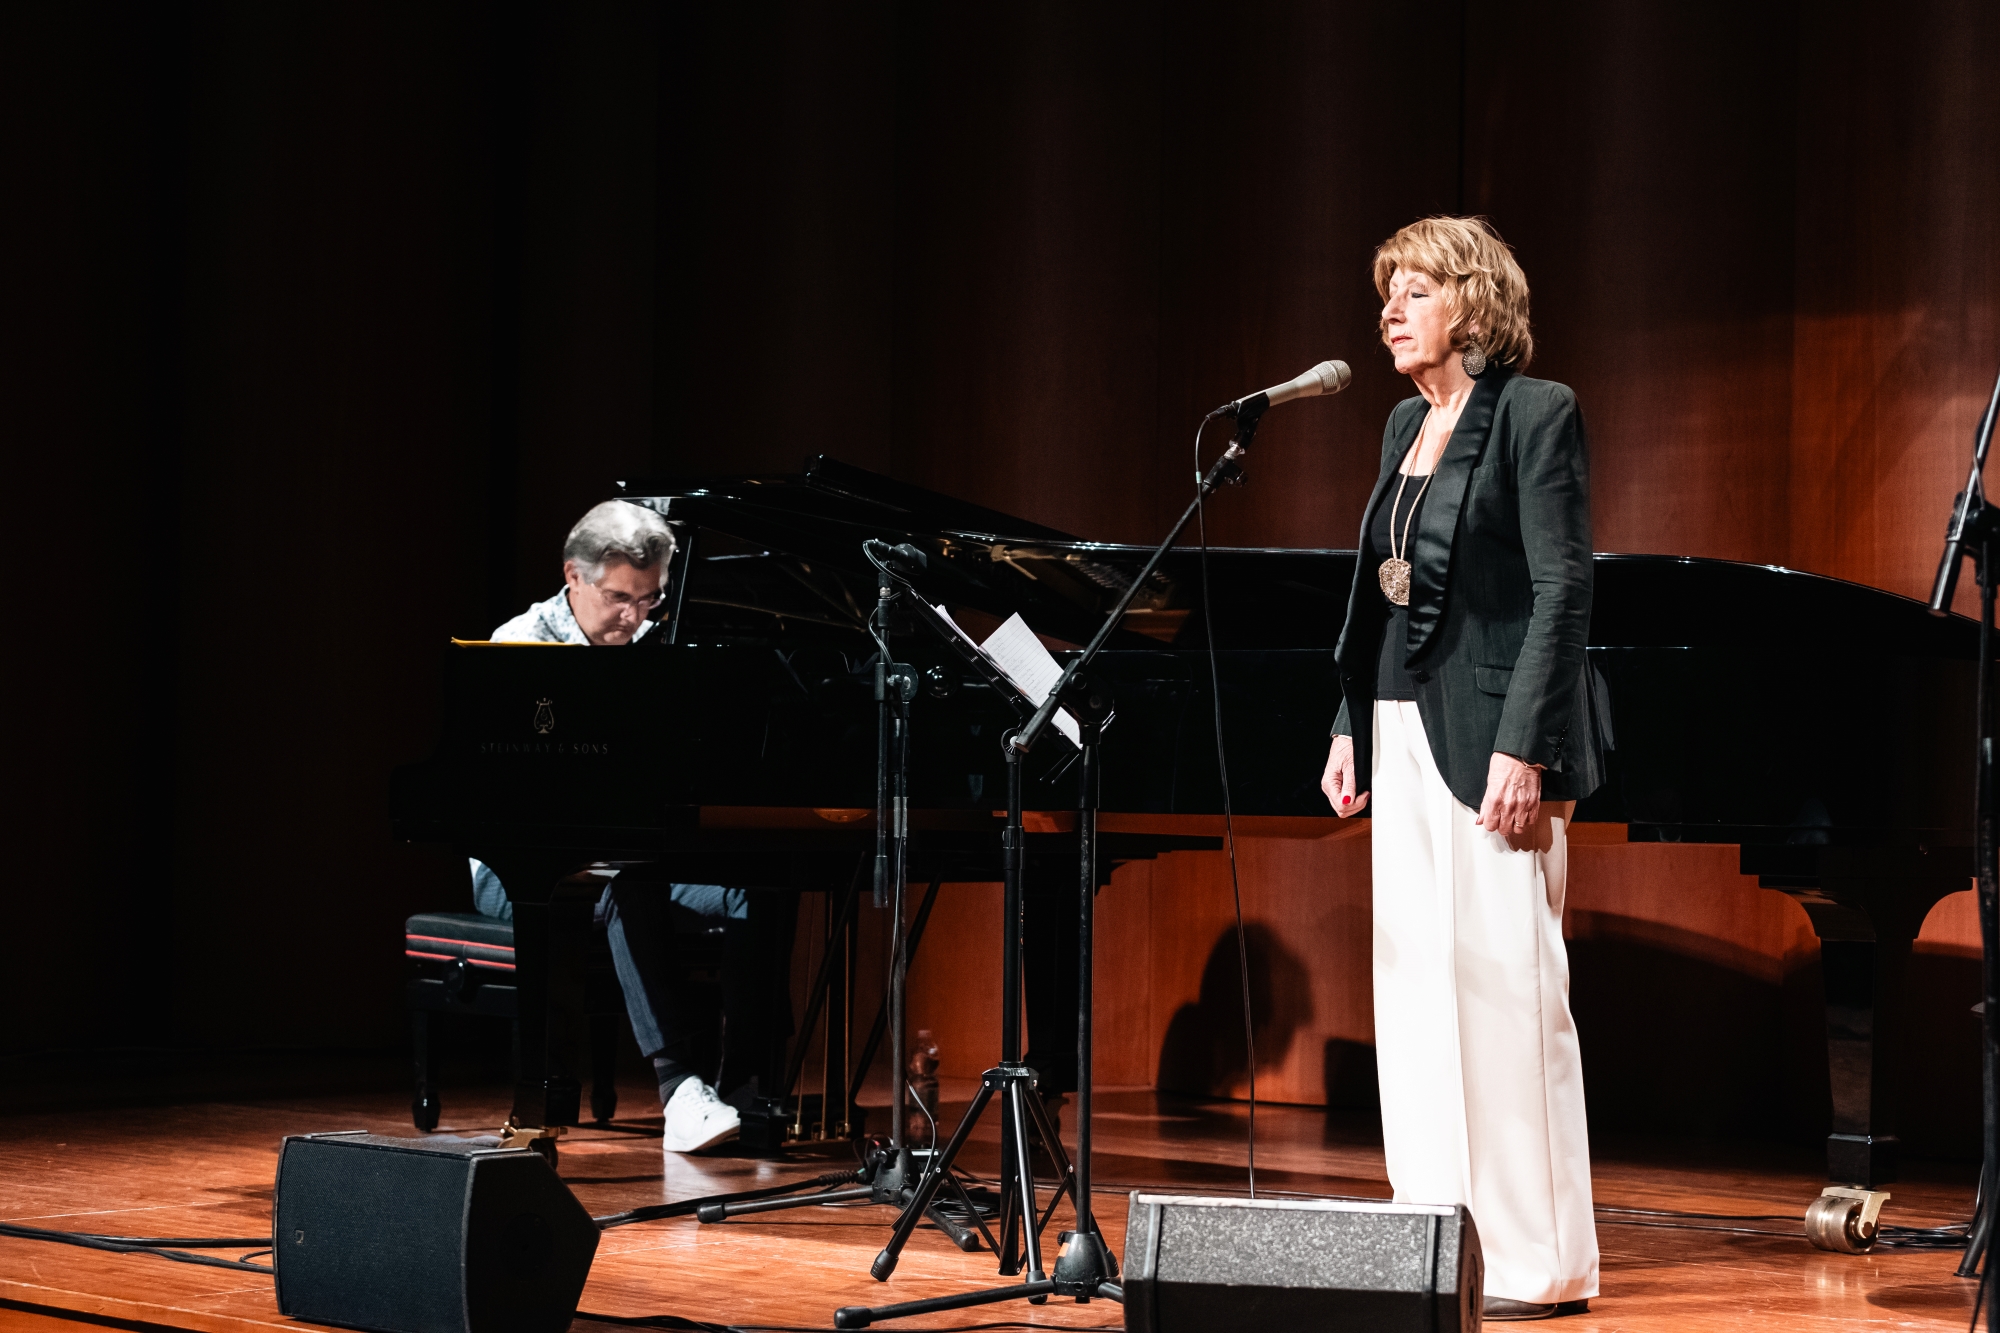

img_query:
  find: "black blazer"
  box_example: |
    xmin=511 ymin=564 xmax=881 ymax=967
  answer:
xmin=1331 ymin=365 xmax=1608 ymax=809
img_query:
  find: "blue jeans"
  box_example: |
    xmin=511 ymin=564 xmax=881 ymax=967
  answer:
xmin=469 ymin=860 xmax=780 ymax=1090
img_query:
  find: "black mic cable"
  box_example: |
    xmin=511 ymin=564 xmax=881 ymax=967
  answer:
xmin=1193 ymin=411 xmax=1259 ymax=1199
xmin=0 ymin=1220 xmax=274 ymax=1272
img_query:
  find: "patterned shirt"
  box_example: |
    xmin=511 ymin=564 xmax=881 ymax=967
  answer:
xmin=489 ymin=586 xmax=659 ymax=645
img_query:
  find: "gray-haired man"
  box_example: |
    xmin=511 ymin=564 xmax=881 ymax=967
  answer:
xmin=473 ymin=500 xmax=747 ymax=1154
xmin=492 ymin=498 xmax=676 ymax=646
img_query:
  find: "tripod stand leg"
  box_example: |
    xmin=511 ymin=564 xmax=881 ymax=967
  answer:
xmin=835 ymin=1280 xmax=1056 ymax=1330
xmin=1002 ymin=1082 xmax=1048 ymax=1286
xmin=995 ymin=1108 xmax=1022 ymax=1273
xmin=940 ymin=1165 xmax=999 ymax=1251
xmin=696 ymin=1185 xmax=875 ymax=1221
xmin=871 ymin=1080 xmax=995 ymax=1280
xmin=923 ymin=1200 xmax=981 ymax=1252
xmin=696 ymin=1180 xmax=978 ymax=1249
xmin=1019 ymin=1081 xmax=1082 ymax=1237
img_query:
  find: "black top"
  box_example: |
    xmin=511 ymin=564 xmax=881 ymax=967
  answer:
xmin=1373 ymin=473 xmax=1434 ymax=701
xmin=1333 ymin=372 xmax=1607 ymax=807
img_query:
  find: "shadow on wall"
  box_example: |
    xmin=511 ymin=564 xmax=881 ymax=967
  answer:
xmin=1153 ymin=925 xmax=1980 ymax=1156
xmin=1567 ymin=937 xmax=1808 ymax=1141
xmin=1156 ymin=923 xmax=1314 ymax=1098
xmin=1901 ymin=951 xmax=1983 ymax=1158
xmin=1323 ymin=1038 xmax=1380 ymax=1111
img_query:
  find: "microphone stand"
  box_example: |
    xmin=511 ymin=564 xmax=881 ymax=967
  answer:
xmin=833 ymin=408 xmax=1269 ymax=1330
xmin=685 ymin=551 xmax=981 ymax=1252
xmin=1935 ymin=368 xmax=2000 ymax=1325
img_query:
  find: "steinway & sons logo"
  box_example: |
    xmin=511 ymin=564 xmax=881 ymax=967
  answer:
xmin=471 ymin=695 xmax=611 ymax=757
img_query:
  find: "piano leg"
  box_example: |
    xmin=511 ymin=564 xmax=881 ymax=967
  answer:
xmin=479 ymin=853 xmax=594 ymax=1154
xmin=411 ymin=1008 xmax=441 ymax=1132
xmin=1774 ymin=874 xmax=1964 ymax=1252
xmin=1815 ymin=932 xmax=1908 ymax=1189
xmin=507 ymin=899 xmax=583 ymax=1139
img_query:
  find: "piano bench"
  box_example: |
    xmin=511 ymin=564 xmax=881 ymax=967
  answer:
xmin=404 ymin=911 xmax=626 ymax=1132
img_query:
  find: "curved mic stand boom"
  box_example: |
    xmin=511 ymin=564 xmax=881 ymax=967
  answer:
xmin=1932 ymin=367 xmax=2000 ymax=1324
xmin=834 ymin=407 xmax=1275 ymax=1330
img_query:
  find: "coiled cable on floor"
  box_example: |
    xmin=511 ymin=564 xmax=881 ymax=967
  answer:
xmin=1592 ymin=1202 xmax=1970 ymax=1249
xmin=956 ymin=1165 xmax=1976 ymax=1254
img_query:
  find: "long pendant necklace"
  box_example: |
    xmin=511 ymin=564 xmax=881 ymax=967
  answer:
xmin=1377 ymin=419 xmax=1437 ymax=607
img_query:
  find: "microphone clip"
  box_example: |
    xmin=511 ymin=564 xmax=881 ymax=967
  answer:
xmin=1208 ymin=389 xmax=1271 ymax=426
xmin=1226 ymin=395 xmax=1271 ymax=453
xmin=863 ymin=538 xmax=929 ymax=583
xmin=1199 ymin=398 xmax=1268 ymax=495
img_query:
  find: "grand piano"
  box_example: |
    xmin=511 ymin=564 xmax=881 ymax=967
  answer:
xmin=391 ymin=455 xmax=1978 ymax=1239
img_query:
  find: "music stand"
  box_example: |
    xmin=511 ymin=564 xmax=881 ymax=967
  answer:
xmin=834 ymin=414 xmax=1274 ymax=1329
xmin=837 ymin=554 xmax=1093 ymax=1282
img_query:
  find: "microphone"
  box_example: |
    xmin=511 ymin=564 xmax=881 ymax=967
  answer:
xmin=864 ymin=538 xmax=928 ymax=577
xmin=1214 ymin=360 xmax=1352 ymax=418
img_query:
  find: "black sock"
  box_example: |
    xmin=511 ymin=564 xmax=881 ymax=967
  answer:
xmin=653 ymin=1053 xmax=696 ymax=1106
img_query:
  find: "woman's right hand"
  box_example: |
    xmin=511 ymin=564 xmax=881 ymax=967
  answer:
xmin=1322 ymin=735 xmax=1368 ymax=816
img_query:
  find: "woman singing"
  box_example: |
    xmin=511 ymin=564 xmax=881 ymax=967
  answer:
xmin=1322 ymin=216 xmax=1607 ymax=1321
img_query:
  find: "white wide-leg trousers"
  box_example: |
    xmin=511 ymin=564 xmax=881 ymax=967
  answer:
xmin=1370 ymin=699 xmax=1599 ymax=1305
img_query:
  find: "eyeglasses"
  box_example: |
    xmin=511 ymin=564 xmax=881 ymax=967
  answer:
xmin=591 ymin=586 xmax=667 ymax=614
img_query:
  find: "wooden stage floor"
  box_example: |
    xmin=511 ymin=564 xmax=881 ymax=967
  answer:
xmin=0 ymin=1081 xmax=1984 ymax=1332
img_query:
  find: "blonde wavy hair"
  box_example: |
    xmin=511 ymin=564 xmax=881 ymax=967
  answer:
xmin=1372 ymin=216 xmax=1533 ymax=370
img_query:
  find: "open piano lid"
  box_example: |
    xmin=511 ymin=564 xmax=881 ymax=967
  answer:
xmin=619 ymin=455 xmax=1352 ymax=650
xmin=620 ymin=455 xmax=1986 ymax=660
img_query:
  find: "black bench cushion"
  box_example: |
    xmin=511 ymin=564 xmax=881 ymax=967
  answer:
xmin=405 ymin=912 xmax=514 ymax=971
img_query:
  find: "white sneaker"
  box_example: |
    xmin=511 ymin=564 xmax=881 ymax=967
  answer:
xmin=662 ymin=1077 xmax=741 ymax=1154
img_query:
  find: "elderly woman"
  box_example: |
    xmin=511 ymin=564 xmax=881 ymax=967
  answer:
xmin=1321 ymin=217 xmax=1606 ymax=1321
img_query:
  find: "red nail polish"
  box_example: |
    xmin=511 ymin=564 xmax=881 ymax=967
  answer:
xmin=1342 ymin=796 xmax=1351 ymax=805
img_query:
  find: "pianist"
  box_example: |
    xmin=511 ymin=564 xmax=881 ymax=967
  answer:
xmin=490 ymin=499 xmax=673 ymax=646
xmin=471 ymin=500 xmax=746 ymax=1154
xmin=1322 ymin=217 xmax=1608 ymax=1321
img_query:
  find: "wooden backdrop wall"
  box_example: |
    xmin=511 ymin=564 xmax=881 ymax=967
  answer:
xmin=0 ymin=3 xmax=668 ymax=1071
xmin=873 ymin=0 xmax=1999 ymax=1155
xmin=3 ymin=0 xmax=1994 ymax=1154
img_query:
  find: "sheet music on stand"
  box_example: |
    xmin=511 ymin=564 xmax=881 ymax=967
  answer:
xmin=923 ymin=603 xmax=1081 ymax=748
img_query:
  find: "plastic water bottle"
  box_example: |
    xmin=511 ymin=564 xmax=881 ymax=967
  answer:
xmin=907 ymin=1029 xmax=941 ymax=1146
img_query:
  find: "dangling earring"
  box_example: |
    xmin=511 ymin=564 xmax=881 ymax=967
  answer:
xmin=1460 ymin=339 xmax=1488 ymax=377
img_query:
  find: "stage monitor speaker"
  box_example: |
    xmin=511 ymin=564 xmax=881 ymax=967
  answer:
xmin=1122 ymin=1192 xmax=1483 ymax=1332
xmin=273 ymin=1132 xmax=599 ymax=1333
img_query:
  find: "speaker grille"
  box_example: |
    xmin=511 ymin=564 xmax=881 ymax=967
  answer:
xmin=1123 ymin=1193 xmax=1481 ymax=1333
xmin=1158 ymin=1202 xmax=1437 ymax=1290
xmin=275 ymin=1135 xmax=476 ymax=1333
xmin=273 ymin=1132 xmax=599 ymax=1333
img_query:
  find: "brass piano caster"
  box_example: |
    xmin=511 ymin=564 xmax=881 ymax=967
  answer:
xmin=1804 ymin=1186 xmax=1890 ymax=1253
xmin=499 ymin=1118 xmax=567 ymax=1167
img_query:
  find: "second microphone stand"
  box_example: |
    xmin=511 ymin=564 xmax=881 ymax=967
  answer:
xmin=1933 ymin=367 xmax=2000 ymax=1323
xmin=834 ymin=410 xmax=1271 ymax=1330
xmin=688 ymin=554 xmax=980 ymax=1251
